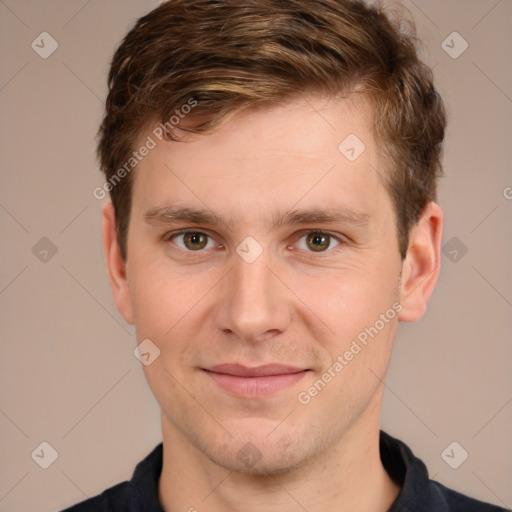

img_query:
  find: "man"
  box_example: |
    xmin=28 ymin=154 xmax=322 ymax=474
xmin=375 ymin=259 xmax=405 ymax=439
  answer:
xmin=64 ymin=0 xmax=507 ymax=510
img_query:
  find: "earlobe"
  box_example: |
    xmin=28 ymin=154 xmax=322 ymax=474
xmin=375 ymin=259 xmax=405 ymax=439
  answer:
xmin=102 ymin=202 xmax=134 ymax=325
xmin=398 ymin=201 xmax=443 ymax=323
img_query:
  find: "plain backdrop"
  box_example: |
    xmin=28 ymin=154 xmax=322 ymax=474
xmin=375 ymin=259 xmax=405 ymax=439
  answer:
xmin=1 ymin=1 xmax=511 ymax=511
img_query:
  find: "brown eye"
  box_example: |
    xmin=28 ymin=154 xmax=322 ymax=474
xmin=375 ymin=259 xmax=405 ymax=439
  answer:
xmin=296 ymin=231 xmax=340 ymax=252
xmin=306 ymin=233 xmax=330 ymax=252
xmin=183 ymin=232 xmax=207 ymax=250
xmin=172 ymin=231 xmax=213 ymax=251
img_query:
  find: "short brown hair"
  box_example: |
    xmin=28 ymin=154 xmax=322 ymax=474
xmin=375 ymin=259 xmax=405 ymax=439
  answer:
xmin=97 ymin=0 xmax=446 ymax=260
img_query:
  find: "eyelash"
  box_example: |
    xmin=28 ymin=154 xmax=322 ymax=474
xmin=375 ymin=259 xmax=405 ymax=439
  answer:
xmin=165 ymin=229 xmax=345 ymax=255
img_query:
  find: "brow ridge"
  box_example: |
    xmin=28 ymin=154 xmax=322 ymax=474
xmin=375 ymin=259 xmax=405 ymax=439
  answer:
xmin=143 ymin=205 xmax=370 ymax=231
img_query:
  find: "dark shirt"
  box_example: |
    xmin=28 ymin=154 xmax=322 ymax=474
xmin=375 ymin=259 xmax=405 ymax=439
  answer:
xmin=61 ymin=431 xmax=508 ymax=511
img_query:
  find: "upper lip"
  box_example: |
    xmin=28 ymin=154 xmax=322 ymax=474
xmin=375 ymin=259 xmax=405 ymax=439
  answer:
xmin=206 ymin=364 xmax=307 ymax=377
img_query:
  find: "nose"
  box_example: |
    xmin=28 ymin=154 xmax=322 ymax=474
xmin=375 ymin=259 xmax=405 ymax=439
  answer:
xmin=214 ymin=246 xmax=291 ymax=342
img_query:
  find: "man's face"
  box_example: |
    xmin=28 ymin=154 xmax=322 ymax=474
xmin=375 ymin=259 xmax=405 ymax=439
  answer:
xmin=119 ymin=94 xmax=406 ymax=473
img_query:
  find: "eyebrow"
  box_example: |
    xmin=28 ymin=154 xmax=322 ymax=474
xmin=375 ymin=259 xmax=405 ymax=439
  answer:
xmin=143 ymin=205 xmax=371 ymax=231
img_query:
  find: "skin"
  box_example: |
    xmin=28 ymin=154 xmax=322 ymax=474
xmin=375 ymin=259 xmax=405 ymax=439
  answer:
xmin=103 ymin=93 xmax=443 ymax=512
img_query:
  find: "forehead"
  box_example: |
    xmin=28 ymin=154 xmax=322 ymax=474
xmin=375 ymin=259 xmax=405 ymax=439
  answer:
xmin=130 ymin=93 xmax=390 ymax=226
xmin=157 ymin=93 xmax=376 ymax=159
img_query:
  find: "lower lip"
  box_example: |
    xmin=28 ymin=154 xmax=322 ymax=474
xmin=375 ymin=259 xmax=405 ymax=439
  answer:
xmin=204 ymin=370 xmax=309 ymax=397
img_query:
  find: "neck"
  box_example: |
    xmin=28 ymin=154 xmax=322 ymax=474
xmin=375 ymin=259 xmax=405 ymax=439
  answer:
xmin=158 ymin=391 xmax=400 ymax=512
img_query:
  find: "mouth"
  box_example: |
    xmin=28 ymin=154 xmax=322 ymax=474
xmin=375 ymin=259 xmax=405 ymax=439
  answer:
xmin=202 ymin=364 xmax=311 ymax=397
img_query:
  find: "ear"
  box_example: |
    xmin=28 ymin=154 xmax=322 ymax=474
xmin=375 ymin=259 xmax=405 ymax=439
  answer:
xmin=398 ymin=201 xmax=443 ymax=322
xmin=102 ymin=202 xmax=134 ymax=325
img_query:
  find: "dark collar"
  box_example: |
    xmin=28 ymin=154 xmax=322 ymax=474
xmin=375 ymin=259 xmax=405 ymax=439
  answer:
xmin=126 ymin=431 xmax=504 ymax=512
xmin=380 ymin=430 xmax=433 ymax=511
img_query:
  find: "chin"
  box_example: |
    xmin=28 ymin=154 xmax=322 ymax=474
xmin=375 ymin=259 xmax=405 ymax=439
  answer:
xmin=204 ymin=433 xmax=316 ymax=476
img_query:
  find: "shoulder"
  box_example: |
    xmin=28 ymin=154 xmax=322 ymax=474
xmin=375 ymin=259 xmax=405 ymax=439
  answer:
xmin=380 ymin=431 xmax=509 ymax=512
xmin=428 ymin=480 xmax=509 ymax=512
xmin=59 ymin=481 xmax=130 ymax=511
xmin=58 ymin=443 xmax=164 ymax=512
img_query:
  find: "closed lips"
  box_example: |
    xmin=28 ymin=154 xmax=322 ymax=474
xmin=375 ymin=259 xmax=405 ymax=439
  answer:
xmin=205 ymin=364 xmax=308 ymax=377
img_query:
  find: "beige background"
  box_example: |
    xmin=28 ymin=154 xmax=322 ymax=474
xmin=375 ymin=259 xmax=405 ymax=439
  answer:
xmin=1 ymin=1 xmax=511 ymax=511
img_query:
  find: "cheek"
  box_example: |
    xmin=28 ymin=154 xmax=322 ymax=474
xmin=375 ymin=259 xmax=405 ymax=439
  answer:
xmin=129 ymin=256 xmax=201 ymax=329
xmin=128 ymin=260 xmax=222 ymax=371
xmin=288 ymin=260 xmax=399 ymax=344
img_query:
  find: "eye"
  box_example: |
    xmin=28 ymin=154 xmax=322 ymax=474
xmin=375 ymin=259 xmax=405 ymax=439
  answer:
xmin=295 ymin=231 xmax=341 ymax=252
xmin=165 ymin=229 xmax=343 ymax=254
xmin=168 ymin=230 xmax=217 ymax=251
